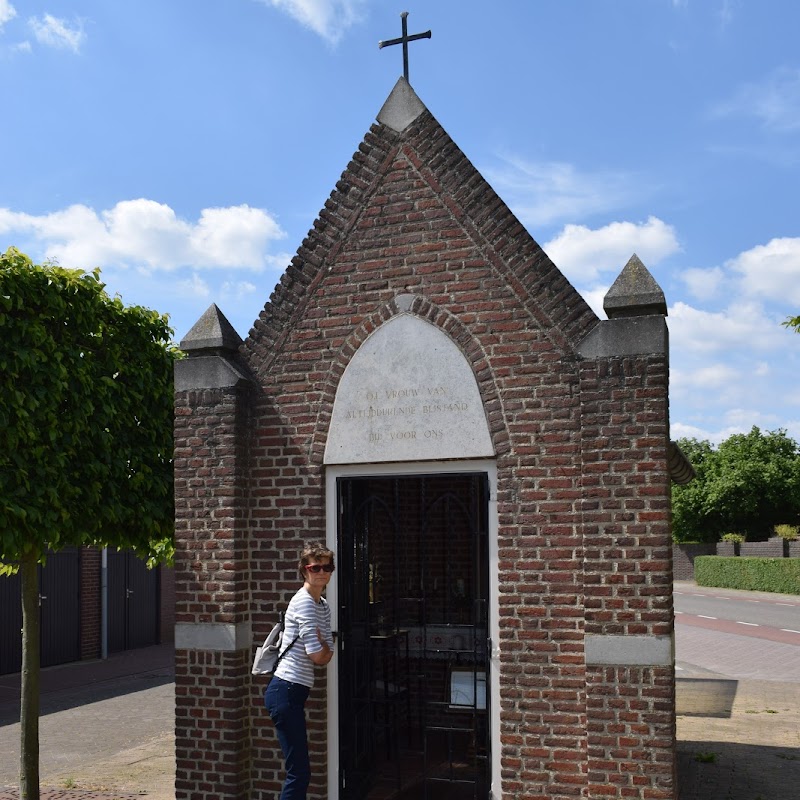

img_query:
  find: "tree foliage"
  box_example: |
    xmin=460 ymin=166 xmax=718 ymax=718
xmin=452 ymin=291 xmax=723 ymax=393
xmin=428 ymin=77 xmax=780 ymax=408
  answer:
xmin=672 ymin=426 xmax=800 ymax=542
xmin=783 ymin=314 xmax=800 ymax=334
xmin=0 ymin=247 xmax=179 ymax=568
xmin=0 ymin=247 xmax=180 ymax=798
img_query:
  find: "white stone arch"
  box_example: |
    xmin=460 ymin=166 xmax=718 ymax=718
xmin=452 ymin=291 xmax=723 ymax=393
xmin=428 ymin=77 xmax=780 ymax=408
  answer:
xmin=323 ymin=314 xmax=495 ymax=465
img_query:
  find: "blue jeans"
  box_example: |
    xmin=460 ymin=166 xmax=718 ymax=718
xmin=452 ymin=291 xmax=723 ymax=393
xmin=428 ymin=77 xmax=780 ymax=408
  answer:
xmin=265 ymin=677 xmax=311 ymax=800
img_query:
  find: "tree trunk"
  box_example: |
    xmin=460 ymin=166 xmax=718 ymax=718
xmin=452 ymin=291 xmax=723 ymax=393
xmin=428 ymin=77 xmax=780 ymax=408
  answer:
xmin=20 ymin=550 xmax=40 ymax=800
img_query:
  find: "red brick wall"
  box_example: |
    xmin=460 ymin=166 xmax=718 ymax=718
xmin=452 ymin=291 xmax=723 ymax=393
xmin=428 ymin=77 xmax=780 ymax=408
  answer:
xmin=80 ymin=546 xmax=101 ymax=660
xmin=174 ymin=105 xmax=675 ymax=800
xmin=579 ymin=355 xmax=675 ymax=798
xmin=237 ymin=112 xmax=601 ymax=799
xmin=174 ymin=384 xmax=253 ymax=799
xmin=673 ymin=544 xmax=716 ymax=581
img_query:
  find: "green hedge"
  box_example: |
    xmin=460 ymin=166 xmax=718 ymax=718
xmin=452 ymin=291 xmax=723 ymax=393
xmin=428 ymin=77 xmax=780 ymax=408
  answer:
xmin=694 ymin=556 xmax=800 ymax=594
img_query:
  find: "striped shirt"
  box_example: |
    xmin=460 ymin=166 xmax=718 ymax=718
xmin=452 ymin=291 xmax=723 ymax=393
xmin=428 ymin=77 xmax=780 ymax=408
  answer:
xmin=273 ymin=587 xmax=333 ymax=688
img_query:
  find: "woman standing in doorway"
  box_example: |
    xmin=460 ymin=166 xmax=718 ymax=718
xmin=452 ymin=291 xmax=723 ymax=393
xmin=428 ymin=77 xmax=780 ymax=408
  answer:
xmin=265 ymin=542 xmax=335 ymax=800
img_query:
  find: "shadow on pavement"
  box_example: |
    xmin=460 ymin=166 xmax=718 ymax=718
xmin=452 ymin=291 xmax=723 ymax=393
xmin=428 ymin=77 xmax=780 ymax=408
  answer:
xmin=678 ymin=740 xmax=800 ymax=800
xmin=0 ymin=644 xmax=174 ymax=729
xmin=0 ymin=671 xmax=173 ymax=728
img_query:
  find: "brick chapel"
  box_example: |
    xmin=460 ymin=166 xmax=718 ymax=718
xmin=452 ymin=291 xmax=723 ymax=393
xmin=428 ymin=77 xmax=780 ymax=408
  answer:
xmin=173 ymin=76 xmax=692 ymax=800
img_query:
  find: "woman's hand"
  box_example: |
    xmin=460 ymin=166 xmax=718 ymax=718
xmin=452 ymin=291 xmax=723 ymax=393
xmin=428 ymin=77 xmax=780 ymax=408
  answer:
xmin=307 ymin=627 xmax=334 ymax=666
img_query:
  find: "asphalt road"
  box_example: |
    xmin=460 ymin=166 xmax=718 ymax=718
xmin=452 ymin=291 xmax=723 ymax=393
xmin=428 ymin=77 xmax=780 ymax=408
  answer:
xmin=673 ymin=582 xmax=800 ymax=682
xmin=674 ymin=582 xmax=800 ymax=650
xmin=674 ymin=584 xmax=800 ymax=629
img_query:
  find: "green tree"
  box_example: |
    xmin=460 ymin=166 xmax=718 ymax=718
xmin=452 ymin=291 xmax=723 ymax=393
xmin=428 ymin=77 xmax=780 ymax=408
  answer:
xmin=783 ymin=314 xmax=800 ymax=333
xmin=671 ymin=438 xmax=716 ymax=542
xmin=0 ymin=248 xmax=179 ymax=799
xmin=672 ymin=427 xmax=800 ymax=542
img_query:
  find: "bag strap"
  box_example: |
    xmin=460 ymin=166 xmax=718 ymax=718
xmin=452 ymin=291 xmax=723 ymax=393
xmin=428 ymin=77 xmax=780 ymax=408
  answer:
xmin=275 ymin=635 xmax=300 ymax=667
xmin=274 ymin=609 xmax=299 ymax=668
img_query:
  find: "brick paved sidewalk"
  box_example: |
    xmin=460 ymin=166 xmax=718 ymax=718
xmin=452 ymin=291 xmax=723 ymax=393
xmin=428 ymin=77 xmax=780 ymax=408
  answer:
xmin=2 ymin=587 xmax=797 ymax=800
xmin=0 ymin=644 xmax=174 ymax=800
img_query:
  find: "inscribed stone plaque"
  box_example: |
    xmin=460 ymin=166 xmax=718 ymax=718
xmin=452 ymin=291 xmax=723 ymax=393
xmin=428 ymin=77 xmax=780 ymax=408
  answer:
xmin=324 ymin=315 xmax=494 ymax=464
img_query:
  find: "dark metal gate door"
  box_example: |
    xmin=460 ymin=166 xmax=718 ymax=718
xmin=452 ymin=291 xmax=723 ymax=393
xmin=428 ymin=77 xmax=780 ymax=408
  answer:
xmin=40 ymin=547 xmax=81 ymax=667
xmin=0 ymin=571 xmax=22 ymax=675
xmin=0 ymin=548 xmax=80 ymax=675
xmin=108 ymin=550 xmax=159 ymax=653
xmin=338 ymin=473 xmax=490 ymax=800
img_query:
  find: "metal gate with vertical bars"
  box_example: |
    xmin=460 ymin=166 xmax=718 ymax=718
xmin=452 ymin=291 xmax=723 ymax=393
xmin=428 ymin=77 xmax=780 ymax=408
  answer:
xmin=338 ymin=473 xmax=490 ymax=800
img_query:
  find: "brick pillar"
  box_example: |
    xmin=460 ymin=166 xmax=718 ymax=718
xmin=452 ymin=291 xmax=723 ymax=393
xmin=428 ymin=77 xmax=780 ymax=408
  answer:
xmin=173 ymin=305 xmax=253 ymax=800
xmin=79 ymin=546 xmax=101 ymax=660
xmin=577 ymin=256 xmax=677 ymax=800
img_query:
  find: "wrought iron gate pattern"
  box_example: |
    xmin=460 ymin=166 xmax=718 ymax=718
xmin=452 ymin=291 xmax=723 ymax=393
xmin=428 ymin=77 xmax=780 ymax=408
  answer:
xmin=338 ymin=473 xmax=490 ymax=800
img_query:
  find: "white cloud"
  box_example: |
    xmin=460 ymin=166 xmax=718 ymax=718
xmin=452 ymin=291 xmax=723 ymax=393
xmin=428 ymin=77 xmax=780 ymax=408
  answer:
xmin=257 ymin=0 xmax=367 ymax=44
xmin=680 ymin=266 xmax=726 ymax=300
xmin=177 ymin=273 xmax=211 ymax=298
xmin=577 ymin=285 xmax=608 ymax=318
xmin=726 ymin=236 xmax=800 ymax=305
xmin=0 ymin=0 xmax=16 ymax=28
xmin=718 ymin=0 xmax=737 ymax=29
xmin=484 ymin=156 xmax=637 ymax=228
xmin=0 ymin=199 xmax=286 ymax=271
xmin=673 ymin=362 xmax=740 ymax=393
xmin=713 ymin=67 xmax=800 ymax=133
xmin=671 ymin=408 xmax=795 ymax=446
xmin=669 ymin=362 xmax=765 ymax=417
xmin=671 ymin=420 xmax=755 ymax=446
xmin=668 ymin=300 xmax=785 ymax=354
xmin=543 ymin=216 xmax=680 ymax=282
xmin=28 ymin=14 xmax=85 ymax=53
xmin=221 ymin=280 xmax=259 ymax=300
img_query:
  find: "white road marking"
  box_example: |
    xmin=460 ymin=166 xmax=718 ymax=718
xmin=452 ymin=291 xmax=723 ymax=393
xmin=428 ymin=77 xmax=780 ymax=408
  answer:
xmin=781 ymin=629 xmax=800 ymax=634
xmin=736 ymin=621 xmax=758 ymax=626
xmin=698 ymin=615 xmax=717 ymax=620
xmin=675 ymin=611 xmax=684 ymax=615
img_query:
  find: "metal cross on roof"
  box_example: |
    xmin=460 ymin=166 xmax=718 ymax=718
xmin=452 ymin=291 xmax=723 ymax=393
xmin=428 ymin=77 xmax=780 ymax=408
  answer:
xmin=378 ymin=11 xmax=431 ymax=83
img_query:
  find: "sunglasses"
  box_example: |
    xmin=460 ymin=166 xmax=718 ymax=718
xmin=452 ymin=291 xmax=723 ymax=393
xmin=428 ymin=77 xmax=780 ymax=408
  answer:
xmin=304 ymin=563 xmax=335 ymax=573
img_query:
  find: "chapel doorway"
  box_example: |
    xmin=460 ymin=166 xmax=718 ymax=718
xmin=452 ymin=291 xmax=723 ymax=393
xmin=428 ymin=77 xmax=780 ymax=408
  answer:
xmin=337 ymin=473 xmax=490 ymax=800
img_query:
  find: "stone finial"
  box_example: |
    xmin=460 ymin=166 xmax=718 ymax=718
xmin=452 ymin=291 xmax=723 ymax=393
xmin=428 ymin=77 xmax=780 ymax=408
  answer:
xmin=179 ymin=304 xmax=243 ymax=355
xmin=377 ymin=77 xmax=427 ymax=133
xmin=603 ymin=254 xmax=668 ymax=319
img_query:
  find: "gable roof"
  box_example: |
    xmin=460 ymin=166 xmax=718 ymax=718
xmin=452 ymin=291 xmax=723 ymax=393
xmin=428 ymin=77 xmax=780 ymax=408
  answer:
xmin=241 ymin=78 xmax=598 ymax=370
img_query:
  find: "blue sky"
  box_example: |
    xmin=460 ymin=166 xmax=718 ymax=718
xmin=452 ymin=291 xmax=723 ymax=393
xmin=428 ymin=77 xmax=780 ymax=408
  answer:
xmin=1 ymin=1 xmax=799 ymax=445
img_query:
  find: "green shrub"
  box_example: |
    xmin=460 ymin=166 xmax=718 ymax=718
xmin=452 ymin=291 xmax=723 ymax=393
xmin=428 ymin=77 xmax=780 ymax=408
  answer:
xmin=694 ymin=557 xmax=800 ymax=594
xmin=774 ymin=524 xmax=799 ymax=541
xmin=721 ymin=533 xmax=745 ymax=543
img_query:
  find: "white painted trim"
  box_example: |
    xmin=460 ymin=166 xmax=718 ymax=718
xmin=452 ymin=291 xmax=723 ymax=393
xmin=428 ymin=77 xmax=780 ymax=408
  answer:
xmin=325 ymin=460 xmax=500 ymax=800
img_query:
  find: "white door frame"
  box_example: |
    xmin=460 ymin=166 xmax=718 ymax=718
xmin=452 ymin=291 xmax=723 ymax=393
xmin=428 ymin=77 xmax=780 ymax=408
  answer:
xmin=325 ymin=459 xmax=500 ymax=800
